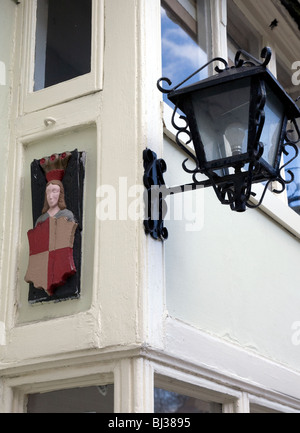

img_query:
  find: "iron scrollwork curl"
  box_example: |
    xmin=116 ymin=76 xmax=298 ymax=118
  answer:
xmin=278 ymin=142 xmax=299 ymax=185
xmin=252 ymin=80 xmax=267 ymax=156
xmin=234 ymin=47 xmax=272 ymax=69
xmin=157 ymin=57 xmax=229 ymax=96
xmin=247 ymin=120 xmax=300 ymax=209
xmin=170 ymin=103 xmax=200 ymax=177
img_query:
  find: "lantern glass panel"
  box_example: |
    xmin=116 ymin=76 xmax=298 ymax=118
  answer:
xmin=190 ymin=78 xmax=251 ymax=163
xmin=259 ymin=84 xmax=285 ymax=168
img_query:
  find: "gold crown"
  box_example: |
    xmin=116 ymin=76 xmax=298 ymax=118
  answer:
xmin=39 ymin=152 xmax=71 ymax=182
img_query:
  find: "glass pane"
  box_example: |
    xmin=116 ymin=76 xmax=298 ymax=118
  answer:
xmin=161 ymin=1 xmax=208 ymax=107
xmin=191 ymin=78 xmax=251 ymax=162
xmin=260 ymin=85 xmax=285 ymax=168
xmin=154 ymin=388 xmax=222 ymax=413
xmin=34 ymin=0 xmax=92 ymax=91
xmin=286 ymin=162 xmax=300 ymax=214
xmin=284 ymin=122 xmax=300 ymax=215
xmin=27 ymin=385 xmax=114 ymax=413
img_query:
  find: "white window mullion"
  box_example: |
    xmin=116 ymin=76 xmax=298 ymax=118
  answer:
xmin=234 ymin=392 xmax=250 ymax=413
xmin=209 ymin=0 xmax=228 ymax=60
xmin=114 ymin=358 xmax=154 ymax=413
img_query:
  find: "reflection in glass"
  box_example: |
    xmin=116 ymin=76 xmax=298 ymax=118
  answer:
xmin=283 ymin=119 xmax=300 ymax=214
xmin=154 ymin=388 xmax=222 ymax=413
xmin=161 ymin=4 xmax=208 ymax=107
xmin=260 ymin=85 xmax=285 ymax=168
xmin=285 ymin=148 xmax=300 ymax=215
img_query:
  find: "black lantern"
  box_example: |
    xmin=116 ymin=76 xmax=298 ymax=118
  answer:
xmin=143 ymin=48 xmax=300 ymax=240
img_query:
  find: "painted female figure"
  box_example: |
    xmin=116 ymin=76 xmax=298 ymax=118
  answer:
xmin=35 ymin=179 xmax=75 ymax=226
xmin=25 ymin=152 xmax=78 ymax=296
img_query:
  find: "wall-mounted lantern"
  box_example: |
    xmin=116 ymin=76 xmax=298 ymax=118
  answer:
xmin=143 ymin=47 xmax=300 ymax=240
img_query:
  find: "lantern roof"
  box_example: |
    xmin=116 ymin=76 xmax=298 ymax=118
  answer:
xmin=168 ymin=65 xmax=300 ymax=121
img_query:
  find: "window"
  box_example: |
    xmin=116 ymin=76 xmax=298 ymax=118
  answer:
xmin=27 ymin=385 xmax=114 ymax=413
xmin=20 ymin=0 xmax=104 ymax=113
xmin=227 ymin=0 xmax=260 ymax=63
xmin=161 ymin=0 xmax=209 ymax=107
xmin=154 ymin=388 xmax=222 ymax=413
xmin=34 ymin=0 xmax=92 ymax=91
xmin=284 ymin=124 xmax=300 ymax=214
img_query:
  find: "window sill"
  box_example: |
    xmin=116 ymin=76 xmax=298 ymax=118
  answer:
xmin=162 ymin=102 xmax=300 ymax=240
xmin=249 ymin=183 xmax=300 ymax=239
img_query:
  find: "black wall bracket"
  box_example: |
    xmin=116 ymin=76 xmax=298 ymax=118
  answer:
xmin=143 ymin=148 xmax=209 ymax=241
xmin=143 ymin=149 xmax=169 ymax=241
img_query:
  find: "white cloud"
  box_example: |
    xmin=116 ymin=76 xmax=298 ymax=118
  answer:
xmin=161 ymin=7 xmax=208 ymax=86
xmin=162 ymin=37 xmax=203 ymax=69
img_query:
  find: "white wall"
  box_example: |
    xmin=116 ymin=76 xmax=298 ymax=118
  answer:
xmin=164 ymin=134 xmax=300 ymax=373
xmin=0 ymin=0 xmax=17 ymax=348
xmin=0 ymin=2 xmax=16 ymax=257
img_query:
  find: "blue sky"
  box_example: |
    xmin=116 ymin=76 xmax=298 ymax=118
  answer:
xmin=161 ymin=7 xmax=208 ymax=95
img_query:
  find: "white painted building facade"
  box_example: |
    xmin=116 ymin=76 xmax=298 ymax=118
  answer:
xmin=0 ymin=0 xmax=300 ymax=413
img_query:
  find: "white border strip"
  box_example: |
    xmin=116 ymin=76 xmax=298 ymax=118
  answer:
xmin=163 ymin=317 xmax=300 ymax=410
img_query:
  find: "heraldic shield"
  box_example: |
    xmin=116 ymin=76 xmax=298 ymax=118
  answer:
xmin=25 ymin=216 xmax=78 ymax=296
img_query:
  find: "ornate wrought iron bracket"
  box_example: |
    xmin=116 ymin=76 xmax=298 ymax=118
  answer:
xmin=143 ymin=149 xmax=168 ymax=241
xmin=143 ymin=149 xmax=211 ymax=241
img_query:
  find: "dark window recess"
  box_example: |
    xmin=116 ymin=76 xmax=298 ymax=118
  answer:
xmin=34 ymin=0 xmax=92 ymax=91
xmin=27 ymin=385 xmax=114 ymax=413
xmin=28 ymin=149 xmax=85 ymax=303
xmin=154 ymin=388 xmax=222 ymax=413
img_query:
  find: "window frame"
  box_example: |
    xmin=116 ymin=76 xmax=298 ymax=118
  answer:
xmin=5 ymin=369 xmax=114 ymax=413
xmin=161 ymin=0 xmax=198 ymax=43
xmin=157 ymin=317 xmax=300 ymax=413
xmin=26 ymin=383 xmax=114 ymax=413
xmin=154 ymin=374 xmax=233 ymax=412
xmin=19 ymin=0 xmax=104 ymax=115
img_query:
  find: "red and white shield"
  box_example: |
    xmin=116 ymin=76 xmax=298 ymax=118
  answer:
xmin=25 ymin=217 xmax=78 ymax=296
